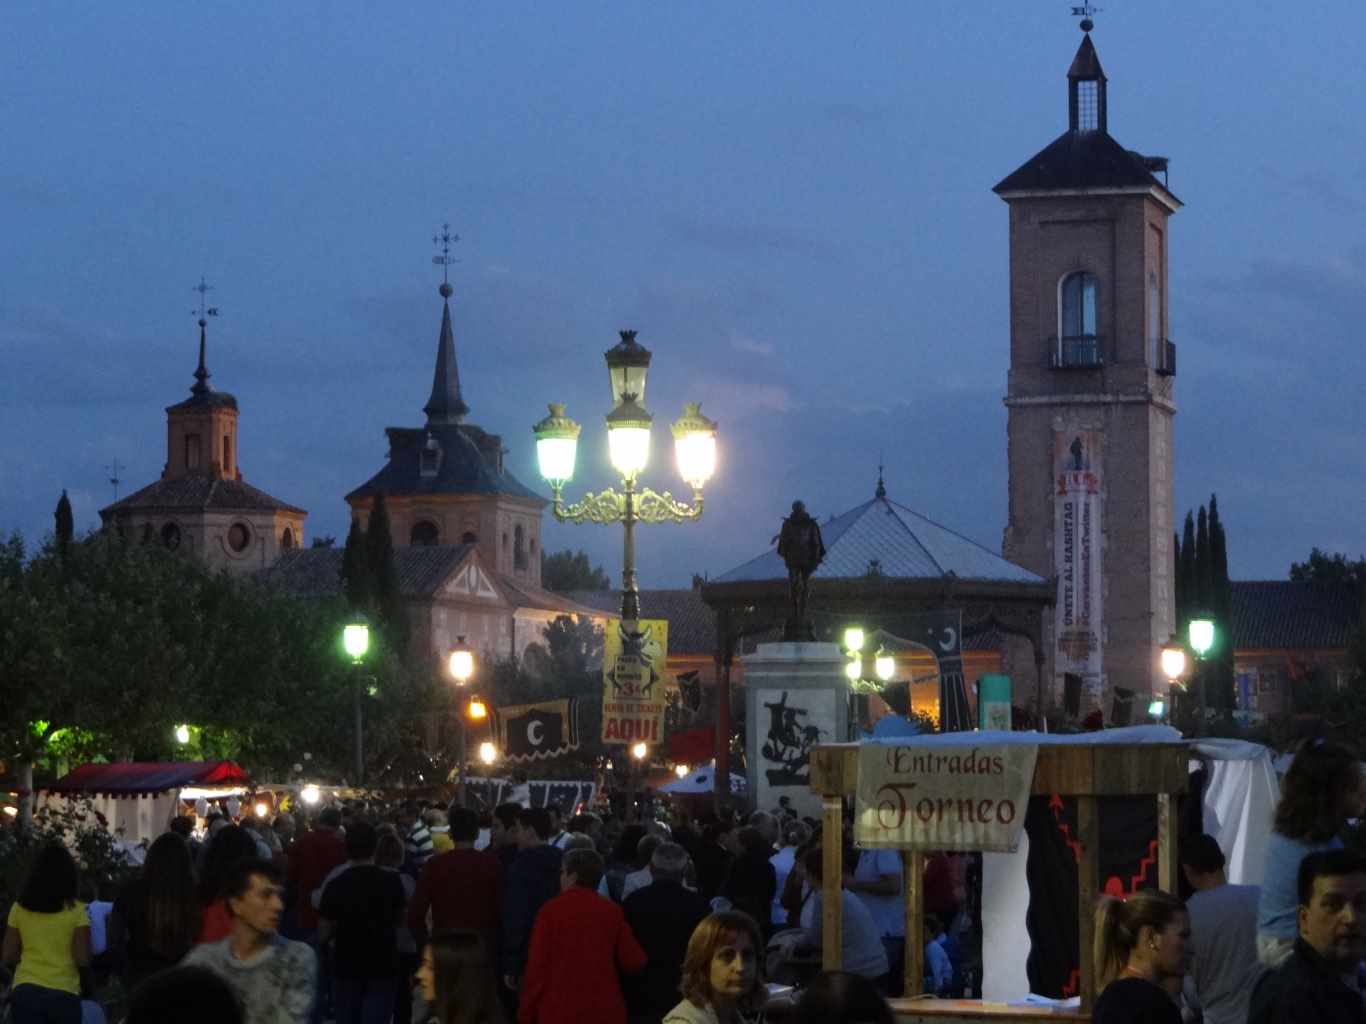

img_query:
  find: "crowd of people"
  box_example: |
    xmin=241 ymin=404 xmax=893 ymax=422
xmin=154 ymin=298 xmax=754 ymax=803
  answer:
xmin=5 ymin=736 xmax=1366 ymax=1023
xmin=1 ymin=794 xmax=914 ymax=1024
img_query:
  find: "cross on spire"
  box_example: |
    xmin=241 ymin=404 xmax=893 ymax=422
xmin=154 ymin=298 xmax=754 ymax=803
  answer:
xmin=190 ymin=276 xmax=220 ymax=395
xmin=432 ymin=223 xmax=459 ymax=297
xmin=108 ymin=458 xmax=124 ymax=503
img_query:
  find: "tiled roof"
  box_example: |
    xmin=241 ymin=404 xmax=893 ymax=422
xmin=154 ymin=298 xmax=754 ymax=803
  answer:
xmin=1230 ymin=581 xmax=1361 ymax=651
xmin=262 ymin=545 xmax=479 ymax=599
xmin=714 ymin=494 xmax=1044 ymax=586
xmin=100 ymin=477 xmax=305 ymax=517
xmin=497 ymin=577 xmax=608 ymax=618
xmin=566 ymin=589 xmax=720 ymax=655
xmin=345 ymin=423 xmax=545 ymax=505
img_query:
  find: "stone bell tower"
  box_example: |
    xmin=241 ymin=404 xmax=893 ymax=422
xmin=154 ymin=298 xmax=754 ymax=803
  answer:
xmin=995 ymin=23 xmax=1180 ymax=716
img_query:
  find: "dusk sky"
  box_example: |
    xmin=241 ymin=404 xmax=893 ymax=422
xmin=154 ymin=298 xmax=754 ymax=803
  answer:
xmin=4 ymin=3 xmax=1364 ymax=588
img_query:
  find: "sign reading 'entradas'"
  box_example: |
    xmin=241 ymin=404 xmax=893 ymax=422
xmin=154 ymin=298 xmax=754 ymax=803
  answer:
xmin=855 ymin=743 xmax=1038 ymax=852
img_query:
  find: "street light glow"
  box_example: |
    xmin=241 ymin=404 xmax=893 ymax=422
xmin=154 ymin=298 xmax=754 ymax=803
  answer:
xmin=875 ymin=651 xmax=896 ymax=682
xmin=672 ymin=403 xmax=718 ymax=489
xmin=607 ymin=396 xmax=653 ymax=477
xmin=631 ymin=741 xmax=648 ymax=761
xmin=1148 ymin=699 xmax=1166 ymax=719
xmin=448 ymin=638 xmax=475 ymax=685
xmin=478 ymin=742 xmax=497 ymax=765
xmin=674 ymin=764 xmax=689 ymax=778
xmin=467 ymin=698 xmax=487 ymax=720
xmin=300 ymin=785 xmax=320 ymax=805
xmin=254 ymin=802 xmax=269 ymax=819
xmin=1189 ymin=618 xmax=1215 ymax=658
xmin=1160 ymin=641 xmax=1187 ymax=682
xmin=533 ymin=403 xmax=581 ymax=486
xmin=343 ymin=618 xmax=370 ymax=662
xmin=845 ymin=659 xmax=862 ymax=682
xmin=843 ymin=627 xmax=865 ymax=653
xmin=174 ymin=724 xmax=190 ymax=745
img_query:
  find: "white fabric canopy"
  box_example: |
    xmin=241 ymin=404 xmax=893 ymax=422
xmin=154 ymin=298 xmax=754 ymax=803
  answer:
xmin=659 ymin=759 xmax=747 ymax=795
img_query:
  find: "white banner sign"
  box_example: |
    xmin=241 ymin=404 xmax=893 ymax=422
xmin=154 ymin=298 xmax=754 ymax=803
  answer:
xmin=855 ymin=743 xmax=1038 ymax=852
xmin=1054 ymin=431 xmax=1104 ymax=686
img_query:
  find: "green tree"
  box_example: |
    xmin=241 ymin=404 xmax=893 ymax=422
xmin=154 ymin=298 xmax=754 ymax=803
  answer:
xmin=1290 ymin=548 xmax=1366 ymax=590
xmin=1178 ymin=512 xmax=1196 ymax=630
xmin=541 ymin=549 xmax=612 ymax=593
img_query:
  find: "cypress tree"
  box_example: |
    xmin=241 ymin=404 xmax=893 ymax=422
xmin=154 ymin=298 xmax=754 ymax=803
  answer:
xmin=1178 ymin=511 xmax=1197 ymax=632
xmin=1208 ymin=495 xmax=1235 ymax=711
xmin=1196 ymin=505 xmax=1212 ymax=613
xmin=341 ymin=517 xmax=371 ymax=612
xmin=54 ymin=490 xmax=73 ymax=561
xmin=364 ymin=493 xmax=408 ymax=654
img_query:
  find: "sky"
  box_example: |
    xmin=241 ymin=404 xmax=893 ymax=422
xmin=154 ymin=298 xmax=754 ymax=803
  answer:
xmin=3 ymin=2 xmax=1365 ymax=588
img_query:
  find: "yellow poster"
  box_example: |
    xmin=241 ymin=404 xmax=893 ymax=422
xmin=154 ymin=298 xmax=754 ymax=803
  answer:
xmin=601 ymin=618 xmax=669 ymax=745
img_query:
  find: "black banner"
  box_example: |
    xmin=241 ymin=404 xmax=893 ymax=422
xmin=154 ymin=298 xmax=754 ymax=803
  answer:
xmin=496 ymin=698 xmax=580 ymax=762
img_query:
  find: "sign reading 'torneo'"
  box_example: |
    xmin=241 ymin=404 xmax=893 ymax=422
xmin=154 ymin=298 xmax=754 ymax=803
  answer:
xmin=854 ymin=742 xmax=1038 ymax=852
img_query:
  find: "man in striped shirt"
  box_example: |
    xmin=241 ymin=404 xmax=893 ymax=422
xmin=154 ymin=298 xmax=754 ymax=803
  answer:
xmin=397 ymin=801 xmax=434 ymax=875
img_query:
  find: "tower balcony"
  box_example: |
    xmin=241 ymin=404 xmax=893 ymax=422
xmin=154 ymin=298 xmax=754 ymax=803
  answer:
xmin=1154 ymin=338 xmax=1177 ymax=376
xmin=1048 ymin=335 xmax=1104 ymax=370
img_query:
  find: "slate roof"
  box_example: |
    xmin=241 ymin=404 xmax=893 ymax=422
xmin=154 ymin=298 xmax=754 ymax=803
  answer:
xmin=101 ymin=477 xmax=305 ymax=517
xmin=993 ymin=130 xmax=1177 ymax=198
xmin=345 ymin=423 xmax=545 ymax=505
xmin=1230 ymin=581 xmax=1361 ymax=651
xmin=497 ymin=577 xmax=609 ymax=619
xmin=567 ymin=589 xmax=721 ymax=655
xmin=714 ymin=494 xmax=1045 ymax=586
xmin=262 ymin=545 xmax=478 ymax=599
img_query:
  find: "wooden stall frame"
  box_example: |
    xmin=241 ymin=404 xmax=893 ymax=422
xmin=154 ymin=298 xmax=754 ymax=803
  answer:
xmin=809 ymin=741 xmax=1189 ymax=1019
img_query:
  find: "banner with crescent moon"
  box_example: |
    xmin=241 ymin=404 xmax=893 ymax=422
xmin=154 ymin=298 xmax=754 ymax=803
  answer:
xmin=495 ymin=697 xmax=580 ymax=762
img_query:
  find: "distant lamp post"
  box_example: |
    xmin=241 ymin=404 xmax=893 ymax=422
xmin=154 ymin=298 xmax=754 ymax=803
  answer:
xmin=1188 ymin=617 xmax=1216 ymax=736
xmin=674 ymin=763 xmax=690 ymax=779
xmin=1160 ymin=637 xmax=1188 ymax=684
xmin=1147 ymin=698 xmax=1167 ymax=720
xmin=174 ymin=724 xmax=191 ymax=745
xmin=631 ymin=741 xmax=648 ymax=761
xmin=300 ymin=784 xmax=321 ymax=806
xmin=478 ymin=742 xmax=498 ymax=766
xmin=341 ymin=614 xmax=370 ymax=785
xmin=843 ymin=627 xmax=865 ymax=654
xmin=447 ymin=637 xmax=478 ymax=806
xmin=254 ymin=801 xmax=269 ymax=820
xmin=874 ymin=649 xmax=896 ymax=683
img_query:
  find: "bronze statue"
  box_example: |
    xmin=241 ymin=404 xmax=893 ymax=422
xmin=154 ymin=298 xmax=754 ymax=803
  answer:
xmin=775 ymin=500 xmax=826 ymax=641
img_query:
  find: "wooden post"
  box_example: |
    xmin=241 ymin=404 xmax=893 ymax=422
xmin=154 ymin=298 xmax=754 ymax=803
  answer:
xmin=1077 ymin=795 xmax=1099 ymax=1012
xmin=822 ymin=796 xmax=843 ymax=972
xmin=902 ymin=849 xmax=925 ymax=998
xmin=1157 ymin=793 xmax=1179 ymax=894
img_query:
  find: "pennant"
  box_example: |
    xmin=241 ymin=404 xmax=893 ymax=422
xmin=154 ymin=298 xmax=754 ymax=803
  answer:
xmin=495 ymin=698 xmax=579 ymax=762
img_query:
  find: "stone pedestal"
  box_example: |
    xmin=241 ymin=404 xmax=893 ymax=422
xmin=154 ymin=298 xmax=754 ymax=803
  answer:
xmin=742 ymin=641 xmax=849 ymax=821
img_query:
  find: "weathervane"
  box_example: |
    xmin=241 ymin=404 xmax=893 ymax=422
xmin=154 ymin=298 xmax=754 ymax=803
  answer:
xmin=432 ymin=223 xmax=460 ymax=294
xmin=1071 ymin=1 xmax=1100 ymax=32
xmin=192 ymin=276 xmax=220 ymax=325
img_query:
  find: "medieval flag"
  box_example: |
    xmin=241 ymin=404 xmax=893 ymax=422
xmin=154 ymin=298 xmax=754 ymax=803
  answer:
xmin=495 ymin=698 xmax=580 ymax=762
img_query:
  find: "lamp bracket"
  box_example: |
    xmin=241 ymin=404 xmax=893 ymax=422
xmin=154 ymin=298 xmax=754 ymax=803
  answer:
xmin=550 ymin=485 xmax=704 ymax=524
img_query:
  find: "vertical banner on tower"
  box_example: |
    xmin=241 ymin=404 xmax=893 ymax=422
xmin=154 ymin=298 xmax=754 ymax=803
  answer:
xmin=1054 ymin=431 xmax=1104 ymax=705
xmin=601 ymin=618 xmax=669 ymax=745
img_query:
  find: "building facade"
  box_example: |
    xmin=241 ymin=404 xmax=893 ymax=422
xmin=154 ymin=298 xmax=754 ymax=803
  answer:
xmin=99 ymin=318 xmax=306 ymax=573
xmin=995 ymin=29 xmax=1180 ymax=711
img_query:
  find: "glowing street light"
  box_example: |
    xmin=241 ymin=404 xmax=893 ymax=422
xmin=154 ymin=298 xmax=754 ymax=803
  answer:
xmin=342 ymin=616 xmax=370 ymax=664
xmin=843 ymin=627 xmax=865 ymax=654
xmin=174 ymin=724 xmax=191 ymax=745
xmin=1160 ymin=637 xmax=1188 ymax=683
xmin=631 ymin=742 xmax=648 ymax=761
xmin=674 ymin=764 xmax=690 ymax=778
xmin=447 ymin=638 xmax=480 ymax=807
xmin=875 ymin=649 xmax=896 ymax=682
xmin=1188 ymin=618 xmax=1215 ymax=659
xmin=478 ymin=742 xmax=498 ymax=765
xmin=254 ymin=801 xmax=269 ymax=819
xmin=467 ymin=698 xmax=488 ymax=721
xmin=300 ymin=785 xmax=321 ymax=806
xmin=448 ymin=637 xmax=475 ymax=686
xmin=340 ymin=613 xmax=370 ymax=785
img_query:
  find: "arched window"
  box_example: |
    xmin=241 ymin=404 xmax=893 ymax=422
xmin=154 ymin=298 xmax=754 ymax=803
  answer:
xmin=281 ymin=527 xmax=295 ymax=550
xmin=514 ymin=525 xmax=527 ymax=571
xmin=227 ymin=522 xmax=251 ymax=553
xmin=1060 ymin=272 xmax=1098 ymax=338
xmin=460 ymin=531 xmax=477 ymax=545
xmin=1148 ymin=271 xmax=1161 ymax=364
xmin=161 ymin=522 xmax=182 ymax=550
xmin=410 ymin=521 xmax=440 ymax=546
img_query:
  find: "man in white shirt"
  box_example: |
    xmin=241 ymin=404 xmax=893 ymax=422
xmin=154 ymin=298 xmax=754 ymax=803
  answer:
xmin=848 ymin=847 xmax=905 ymax=994
xmin=1182 ymin=833 xmax=1265 ymax=1024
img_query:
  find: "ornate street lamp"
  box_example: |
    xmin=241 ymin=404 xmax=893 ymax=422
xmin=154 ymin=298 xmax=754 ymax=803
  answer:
xmin=341 ymin=614 xmax=370 ymax=785
xmin=1188 ymin=617 xmax=1216 ymax=736
xmin=533 ymin=330 xmax=718 ymax=625
xmin=1160 ymin=636 xmax=1188 ymax=684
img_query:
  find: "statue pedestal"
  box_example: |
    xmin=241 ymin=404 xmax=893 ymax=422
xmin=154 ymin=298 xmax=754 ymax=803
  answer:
xmin=742 ymin=642 xmax=849 ymax=821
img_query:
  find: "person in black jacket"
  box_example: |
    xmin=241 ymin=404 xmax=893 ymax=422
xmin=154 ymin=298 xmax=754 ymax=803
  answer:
xmin=623 ymin=843 xmax=711 ymax=1024
xmin=721 ymin=827 xmax=777 ymax=938
xmin=501 ymin=807 xmax=565 ymax=994
xmin=1249 ymin=849 xmax=1366 ymax=1024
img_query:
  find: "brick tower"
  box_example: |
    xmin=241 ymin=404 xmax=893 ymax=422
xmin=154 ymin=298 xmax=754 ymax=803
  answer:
xmin=995 ymin=25 xmax=1180 ymax=717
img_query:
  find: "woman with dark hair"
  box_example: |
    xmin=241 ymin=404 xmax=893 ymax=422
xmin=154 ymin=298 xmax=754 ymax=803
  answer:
xmin=663 ymin=911 xmax=766 ymax=1024
xmin=1257 ymin=738 xmax=1364 ymax=966
xmin=1 ymin=843 xmax=91 ymax=1024
xmin=1092 ymin=891 xmax=1188 ymax=1024
xmin=195 ymin=824 xmax=261 ymax=943
xmin=110 ymin=832 xmax=202 ymax=988
xmin=795 ymin=971 xmax=893 ymax=1024
xmin=414 ymin=930 xmax=507 ymax=1024
xmin=126 ymin=964 xmax=244 ymax=1024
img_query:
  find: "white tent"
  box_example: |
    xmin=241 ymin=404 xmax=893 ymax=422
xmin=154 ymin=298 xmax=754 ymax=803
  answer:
xmin=659 ymin=759 xmax=747 ymax=796
xmin=979 ymin=732 xmax=1279 ymax=1001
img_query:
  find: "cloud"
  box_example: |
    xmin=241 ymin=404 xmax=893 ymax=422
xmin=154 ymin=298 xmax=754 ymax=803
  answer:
xmin=729 ymin=330 xmax=775 ymax=357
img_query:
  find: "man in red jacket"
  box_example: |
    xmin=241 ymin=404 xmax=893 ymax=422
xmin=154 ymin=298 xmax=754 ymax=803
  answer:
xmin=518 ymin=848 xmax=647 ymax=1024
xmin=286 ymin=807 xmax=347 ymax=939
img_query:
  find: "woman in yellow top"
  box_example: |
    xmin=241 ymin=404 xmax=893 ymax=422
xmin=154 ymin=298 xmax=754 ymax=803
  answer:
xmin=2 ymin=842 xmax=91 ymax=1024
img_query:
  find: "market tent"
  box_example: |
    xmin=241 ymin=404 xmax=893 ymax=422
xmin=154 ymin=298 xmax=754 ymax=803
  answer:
xmin=658 ymin=760 xmax=747 ymax=796
xmin=44 ymin=761 xmax=250 ymax=796
xmin=40 ymin=761 xmax=252 ymax=846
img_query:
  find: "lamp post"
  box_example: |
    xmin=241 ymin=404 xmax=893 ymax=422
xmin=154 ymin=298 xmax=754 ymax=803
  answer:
xmin=842 ymin=627 xmax=898 ymax=737
xmin=1188 ymin=617 xmax=1215 ymax=736
xmin=447 ymin=637 xmax=476 ymax=806
xmin=1158 ymin=635 xmax=1188 ymax=726
xmin=342 ymin=615 xmax=370 ymax=785
xmin=630 ymin=741 xmax=649 ymax=822
xmin=533 ymin=330 xmax=718 ymax=772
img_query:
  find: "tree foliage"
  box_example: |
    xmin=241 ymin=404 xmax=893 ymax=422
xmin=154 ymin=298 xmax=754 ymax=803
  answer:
xmin=1290 ymin=548 xmax=1366 ymax=591
xmin=1174 ymin=495 xmax=1234 ymax=717
xmin=540 ymin=549 xmax=611 ymax=593
xmin=364 ymin=494 xmax=408 ymax=657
